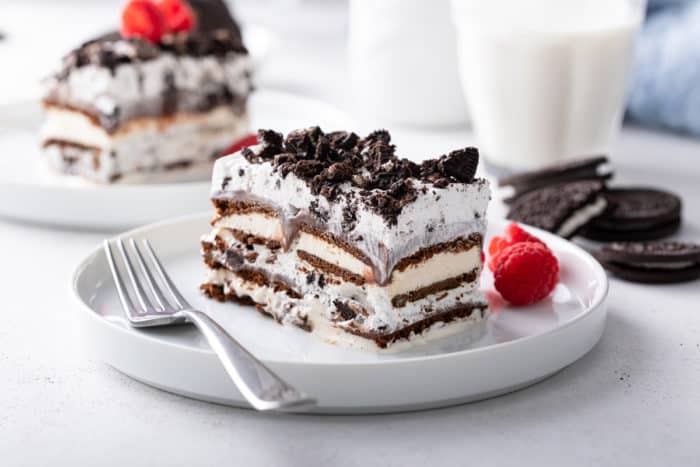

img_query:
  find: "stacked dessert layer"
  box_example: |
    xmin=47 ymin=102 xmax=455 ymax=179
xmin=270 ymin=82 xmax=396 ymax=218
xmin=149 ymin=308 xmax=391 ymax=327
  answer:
xmin=41 ymin=1 xmax=252 ymax=183
xmin=201 ymin=127 xmax=490 ymax=349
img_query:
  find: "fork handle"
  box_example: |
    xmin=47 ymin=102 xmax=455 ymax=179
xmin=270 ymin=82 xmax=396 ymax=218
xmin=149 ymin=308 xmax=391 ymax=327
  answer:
xmin=182 ymin=310 xmax=315 ymax=411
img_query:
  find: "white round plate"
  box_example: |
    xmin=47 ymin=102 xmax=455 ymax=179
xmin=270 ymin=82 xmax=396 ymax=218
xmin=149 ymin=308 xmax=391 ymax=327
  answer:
xmin=0 ymin=90 xmax=351 ymax=230
xmin=73 ymin=214 xmax=608 ymax=414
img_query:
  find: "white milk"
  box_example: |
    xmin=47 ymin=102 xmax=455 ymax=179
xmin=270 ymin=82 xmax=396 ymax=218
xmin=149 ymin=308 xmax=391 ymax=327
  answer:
xmin=349 ymin=0 xmax=468 ymax=126
xmin=452 ymin=0 xmax=644 ymax=170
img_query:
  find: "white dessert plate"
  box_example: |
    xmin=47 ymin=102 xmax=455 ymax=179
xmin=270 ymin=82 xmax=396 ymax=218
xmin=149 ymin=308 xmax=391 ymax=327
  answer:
xmin=73 ymin=213 xmax=609 ymax=414
xmin=0 ymin=90 xmax=352 ymax=231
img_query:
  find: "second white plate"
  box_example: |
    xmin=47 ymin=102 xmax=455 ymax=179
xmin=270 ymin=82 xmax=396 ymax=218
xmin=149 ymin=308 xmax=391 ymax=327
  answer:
xmin=73 ymin=214 xmax=609 ymax=413
xmin=0 ymin=90 xmax=352 ymax=230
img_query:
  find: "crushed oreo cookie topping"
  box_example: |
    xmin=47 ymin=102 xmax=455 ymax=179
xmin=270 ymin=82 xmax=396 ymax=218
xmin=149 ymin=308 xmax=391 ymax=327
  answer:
xmin=243 ymin=127 xmax=480 ymax=224
xmin=55 ymin=27 xmax=246 ymax=79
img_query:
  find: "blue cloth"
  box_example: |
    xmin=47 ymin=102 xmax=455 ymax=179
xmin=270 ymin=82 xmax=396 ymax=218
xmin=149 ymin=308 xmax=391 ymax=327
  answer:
xmin=627 ymin=0 xmax=700 ymax=135
xmin=647 ymin=0 xmax=687 ymax=10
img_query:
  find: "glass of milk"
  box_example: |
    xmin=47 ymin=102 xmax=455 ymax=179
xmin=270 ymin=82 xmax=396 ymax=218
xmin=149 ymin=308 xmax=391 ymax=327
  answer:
xmin=451 ymin=0 xmax=646 ymax=172
xmin=348 ymin=0 xmax=468 ymax=126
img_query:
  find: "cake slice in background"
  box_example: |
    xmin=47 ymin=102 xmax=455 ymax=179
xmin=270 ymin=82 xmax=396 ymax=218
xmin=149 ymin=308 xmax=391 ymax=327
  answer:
xmin=201 ymin=127 xmax=490 ymax=350
xmin=40 ymin=0 xmax=253 ymax=183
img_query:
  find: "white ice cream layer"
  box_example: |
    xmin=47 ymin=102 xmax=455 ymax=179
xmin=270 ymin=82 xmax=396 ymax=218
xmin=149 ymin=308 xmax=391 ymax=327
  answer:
xmin=42 ymin=107 xmax=249 ymax=183
xmin=213 ymin=213 xmax=284 ymax=241
xmin=386 ymin=248 xmax=481 ymax=297
xmin=41 ymin=107 xmax=112 ymax=148
xmin=296 ymin=231 xmax=373 ymax=280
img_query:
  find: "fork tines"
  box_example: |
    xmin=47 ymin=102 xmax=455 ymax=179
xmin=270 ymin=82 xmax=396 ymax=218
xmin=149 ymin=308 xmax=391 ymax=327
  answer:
xmin=104 ymin=238 xmax=189 ymax=325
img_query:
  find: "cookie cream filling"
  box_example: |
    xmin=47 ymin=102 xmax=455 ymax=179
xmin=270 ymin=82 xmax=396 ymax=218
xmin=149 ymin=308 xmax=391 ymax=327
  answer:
xmin=557 ymin=196 xmax=607 ymax=237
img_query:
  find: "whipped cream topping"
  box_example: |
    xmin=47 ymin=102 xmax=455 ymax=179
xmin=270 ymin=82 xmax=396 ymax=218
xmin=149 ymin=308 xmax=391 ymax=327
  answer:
xmin=43 ymin=51 xmax=252 ymax=130
xmin=211 ymin=147 xmax=490 ymax=283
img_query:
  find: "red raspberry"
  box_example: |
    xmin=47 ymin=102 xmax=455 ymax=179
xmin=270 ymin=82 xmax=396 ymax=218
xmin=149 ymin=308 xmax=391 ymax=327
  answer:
xmin=504 ymin=222 xmax=545 ymax=246
xmin=494 ymin=242 xmax=559 ymax=306
xmin=220 ymin=133 xmax=258 ymax=157
xmin=488 ymin=235 xmax=506 ymax=256
xmin=157 ymin=0 xmax=197 ymax=33
xmin=487 ymin=235 xmax=507 ymax=272
xmin=487 ymin=223 xmax=546 ymax=272
xmin=121 ymin=0 xmax=167 ymax=43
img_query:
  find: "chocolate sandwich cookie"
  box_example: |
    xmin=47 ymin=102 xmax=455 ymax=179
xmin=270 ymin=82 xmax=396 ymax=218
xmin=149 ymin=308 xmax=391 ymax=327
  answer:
xmin=594 ymin=241 xmax=700 ymax=283
xmin=507 ymin=180 xmax=607 ymax=239
xmin=582 ymin=188 xmax=682 ymax=241
xmin=499 ymin=156 xmax=612 ymax=203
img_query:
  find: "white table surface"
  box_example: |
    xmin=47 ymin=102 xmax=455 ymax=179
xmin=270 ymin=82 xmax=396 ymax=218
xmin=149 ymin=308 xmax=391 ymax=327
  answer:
xmin=2 ymin=2 xmax=699 ymax=466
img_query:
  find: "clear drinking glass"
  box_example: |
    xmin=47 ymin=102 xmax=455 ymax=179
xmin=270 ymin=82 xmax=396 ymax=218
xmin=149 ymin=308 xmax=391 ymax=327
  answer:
xmin=451 ymin=0 xmax=647 ymax=172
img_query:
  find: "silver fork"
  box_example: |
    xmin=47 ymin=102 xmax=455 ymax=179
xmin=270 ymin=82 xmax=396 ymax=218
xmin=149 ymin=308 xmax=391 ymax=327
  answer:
xmin=104 ymin=237 xmax=315 ymax=412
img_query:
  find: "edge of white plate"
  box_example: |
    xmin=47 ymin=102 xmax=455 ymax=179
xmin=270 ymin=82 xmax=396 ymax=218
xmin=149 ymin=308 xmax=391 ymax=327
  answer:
xmin=125 ymin=372 xmax=560 ymax=414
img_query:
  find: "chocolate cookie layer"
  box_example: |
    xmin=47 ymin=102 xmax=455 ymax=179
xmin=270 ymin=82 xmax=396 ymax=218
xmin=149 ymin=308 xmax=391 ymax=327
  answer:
xmin=506 ymin=180 xmax=607 ymax=238
xmin=594 ymin=241 xmax=700 ymax=283
xmin=597 ymin=241 xmax=700 ymax=264
xmin=499 ymin=156 xmax=611 ymax=203
xmin=582 ymin=218 xmax=681 ymax=242
xmin=582 ymin=188 xmax=682 ymax=242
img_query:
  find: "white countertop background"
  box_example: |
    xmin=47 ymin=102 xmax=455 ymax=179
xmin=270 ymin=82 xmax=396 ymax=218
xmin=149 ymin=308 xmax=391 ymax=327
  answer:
xmin=1 ymin=1 xmax=699 ymax=466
